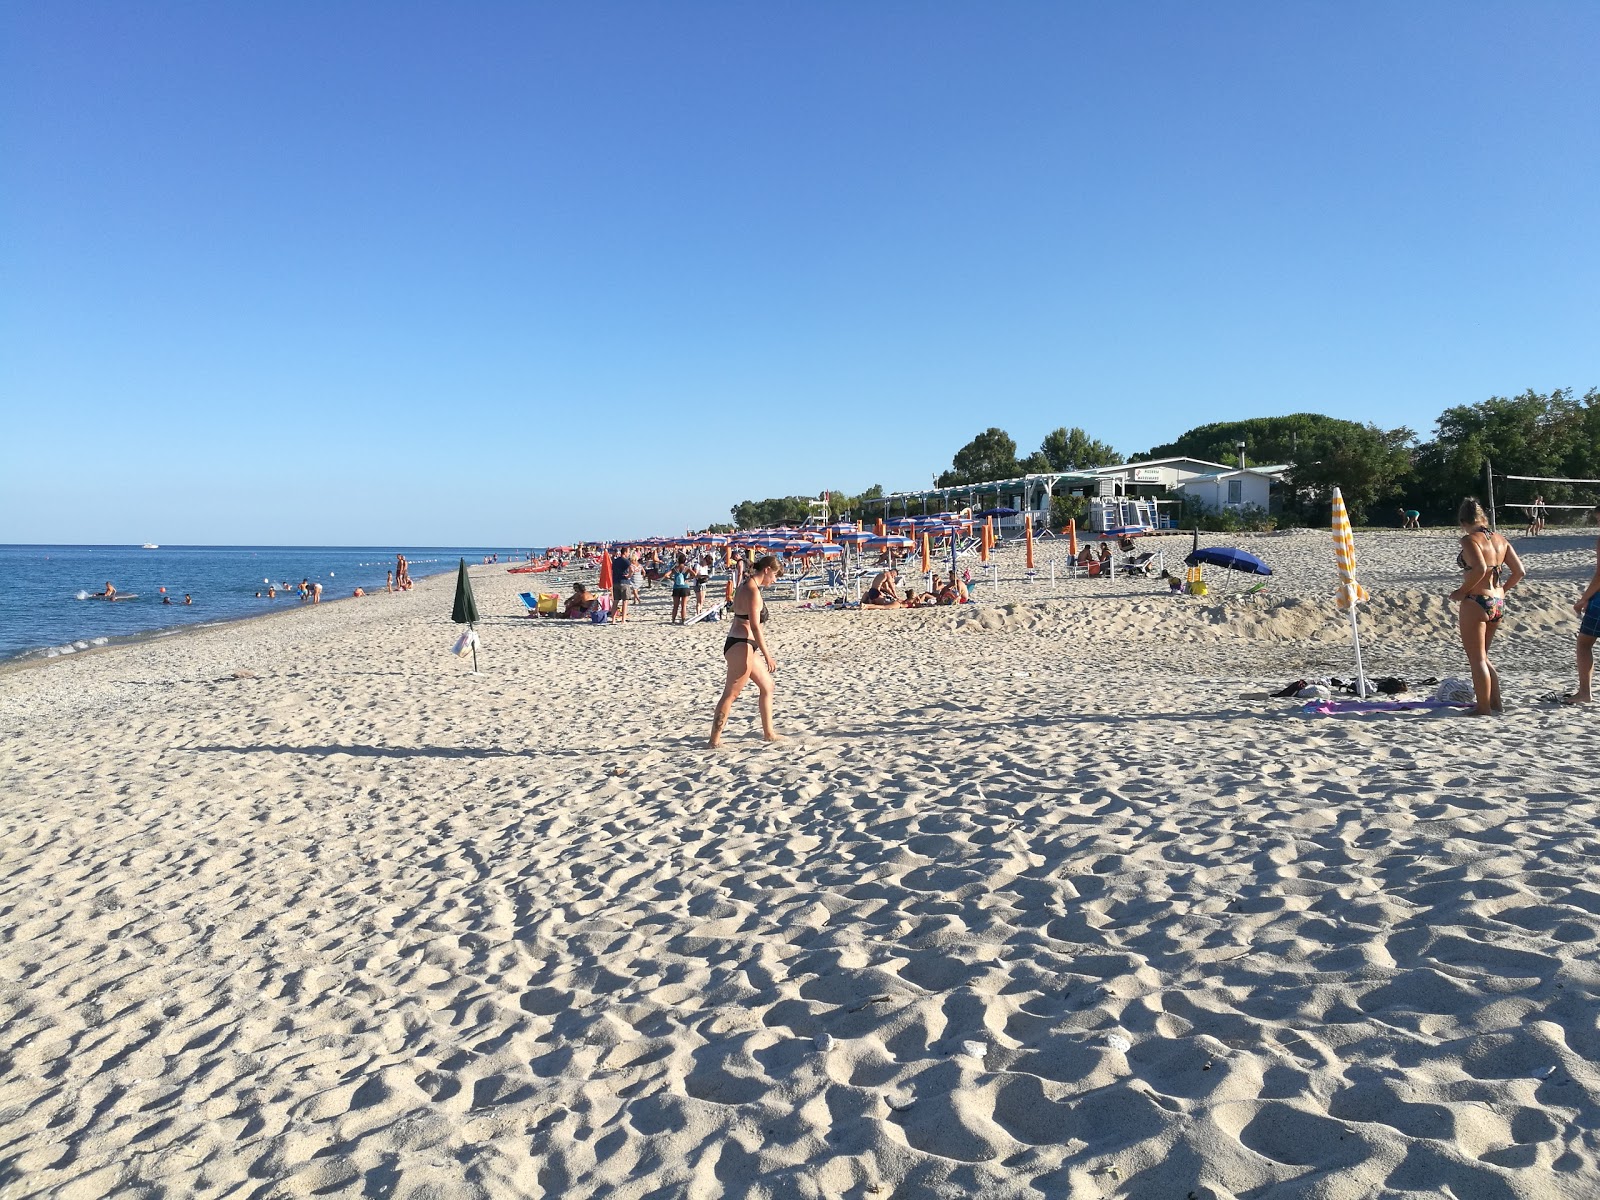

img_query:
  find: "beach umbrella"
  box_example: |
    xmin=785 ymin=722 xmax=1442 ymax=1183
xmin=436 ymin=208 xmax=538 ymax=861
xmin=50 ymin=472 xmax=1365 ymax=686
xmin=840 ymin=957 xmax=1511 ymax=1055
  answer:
xmin=977 ymin=506 xmax=1018 ymax=517
xmin=920 ymin=533 xmax=931 ymax=574
xmin=1067 ymin=518 xmax=1078 ymax=560
xmin=598 ymin=551 xmax=614 ymax=594
xmin=1025 ymin=515 xmax=1034 ymax=569
xmin=1183 ymin=547 xmax=1271 ymax=575
xmin=450 ymin=558 xmax=481 ymax=673
xmin=1332 ymin=487 xmax=1371 ymax=697
xmin=1183 ymin=546 xmax=1270 ymax=598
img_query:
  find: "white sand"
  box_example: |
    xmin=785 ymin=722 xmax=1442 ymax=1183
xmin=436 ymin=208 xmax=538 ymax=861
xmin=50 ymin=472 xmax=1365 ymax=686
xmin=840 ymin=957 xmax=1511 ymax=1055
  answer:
xmin=3 ymin=529 xmax=1599 ymax=1198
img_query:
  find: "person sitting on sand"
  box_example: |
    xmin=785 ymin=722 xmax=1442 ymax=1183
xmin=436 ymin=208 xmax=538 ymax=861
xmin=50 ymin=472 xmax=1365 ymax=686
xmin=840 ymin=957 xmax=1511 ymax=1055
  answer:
xmin=1564 ymin=502 xmax=1600 ymax=706
xmin=352 ymin=587 xmax=365 ymax=597
xmin=563 ymin=582 xmax=599 ymax=620
xmin=936 ymin=574 xmax=968 ymax=604
xmin=862 ymin=568 xmax=902 ymax=608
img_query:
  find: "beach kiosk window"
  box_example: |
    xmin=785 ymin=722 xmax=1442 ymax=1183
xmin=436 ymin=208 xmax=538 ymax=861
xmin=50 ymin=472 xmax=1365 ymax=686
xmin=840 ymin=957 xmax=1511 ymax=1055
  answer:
xmin=1227 ymin=478 xmax=1243 ymax=506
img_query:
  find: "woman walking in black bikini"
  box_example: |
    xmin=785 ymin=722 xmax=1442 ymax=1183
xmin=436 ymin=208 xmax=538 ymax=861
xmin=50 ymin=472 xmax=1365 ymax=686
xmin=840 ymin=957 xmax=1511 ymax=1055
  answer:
xmin=709 ymin=555 xmax=782 ymax=747
xmin=1448 ymin=498 xmax=1525 ymax=716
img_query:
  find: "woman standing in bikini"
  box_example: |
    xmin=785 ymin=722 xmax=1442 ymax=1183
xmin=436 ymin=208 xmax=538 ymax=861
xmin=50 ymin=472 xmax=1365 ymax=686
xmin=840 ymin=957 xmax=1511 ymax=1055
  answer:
xmin=709 ymin=555 xmax=782 ymax=747
xmin=1448 ymin=498 xmax=1526 ymax=716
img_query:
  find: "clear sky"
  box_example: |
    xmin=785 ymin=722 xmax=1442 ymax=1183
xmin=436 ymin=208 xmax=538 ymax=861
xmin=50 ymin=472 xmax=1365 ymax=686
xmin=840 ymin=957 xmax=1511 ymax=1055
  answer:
xmin=2 ymin=3 xmax=1595 ymax=545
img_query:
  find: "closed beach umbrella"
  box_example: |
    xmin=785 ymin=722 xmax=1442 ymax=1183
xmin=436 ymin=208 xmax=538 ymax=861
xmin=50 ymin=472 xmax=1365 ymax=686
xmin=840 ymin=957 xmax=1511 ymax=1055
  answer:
xmin=451 ymin=557 xmax=480 ymax=624
xmin=450 ymin=558 xmax=481 ymax=673
xmin=921 ymin=532 xmax=931 ymax=574
xmin=1332 ymin=487 xmax=1371 ymax=696
xmin=1067 ymin=518 xmax=1078 ymax=560
xmin=1025 ymin=514 xmax=1034 ymax=569
xmin=598 ymin=552 xmax=614 ymax=593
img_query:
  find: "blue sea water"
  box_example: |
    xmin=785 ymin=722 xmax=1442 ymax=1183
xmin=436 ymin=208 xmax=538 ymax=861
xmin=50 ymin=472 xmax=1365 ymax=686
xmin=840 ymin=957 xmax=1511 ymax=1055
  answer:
xmin=0 ymin=545 xmax=536 ymax=663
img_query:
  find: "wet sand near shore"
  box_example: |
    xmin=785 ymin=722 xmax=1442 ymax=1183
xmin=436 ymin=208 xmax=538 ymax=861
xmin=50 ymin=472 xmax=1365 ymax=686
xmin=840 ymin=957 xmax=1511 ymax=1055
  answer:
xmin=3 ymin=530 xmax=1599 ymax=1198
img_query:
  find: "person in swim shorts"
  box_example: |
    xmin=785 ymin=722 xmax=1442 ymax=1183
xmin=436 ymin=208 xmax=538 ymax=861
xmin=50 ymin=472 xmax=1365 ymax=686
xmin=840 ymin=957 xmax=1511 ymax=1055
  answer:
xmin=1564 ymin=503 xmax=1600 ymax=705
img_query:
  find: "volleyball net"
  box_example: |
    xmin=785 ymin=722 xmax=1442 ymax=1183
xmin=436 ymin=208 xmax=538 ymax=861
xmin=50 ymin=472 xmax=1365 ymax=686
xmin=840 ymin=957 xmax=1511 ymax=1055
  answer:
xmin=1494 ymin=472 xmax=1600 ymax=530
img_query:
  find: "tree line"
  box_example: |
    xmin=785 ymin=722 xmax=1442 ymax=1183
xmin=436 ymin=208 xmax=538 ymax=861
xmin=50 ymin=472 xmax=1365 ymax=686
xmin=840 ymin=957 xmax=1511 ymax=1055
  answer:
xmin=724 ymin=389 xmax=1599 ymax=529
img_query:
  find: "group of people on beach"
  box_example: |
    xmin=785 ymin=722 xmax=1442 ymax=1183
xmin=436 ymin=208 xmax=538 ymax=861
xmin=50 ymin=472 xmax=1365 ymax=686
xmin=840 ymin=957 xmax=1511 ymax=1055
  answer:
xmin=1450 ymin=498 xmax=1600 ymax=715
xmin=860 ymin=566 xmax=968 ymax=608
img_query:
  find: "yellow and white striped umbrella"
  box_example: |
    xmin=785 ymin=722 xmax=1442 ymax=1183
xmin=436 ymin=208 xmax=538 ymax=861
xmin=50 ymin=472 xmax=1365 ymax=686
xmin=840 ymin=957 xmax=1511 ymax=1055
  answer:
xmin=1331 ymin=487 xmax=1369 ymax=609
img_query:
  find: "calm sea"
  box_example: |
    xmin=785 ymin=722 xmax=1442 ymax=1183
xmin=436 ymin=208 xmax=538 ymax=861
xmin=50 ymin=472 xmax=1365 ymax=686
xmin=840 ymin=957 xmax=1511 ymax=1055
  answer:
xmin=0 ymin=545 xmax=536 ymax=663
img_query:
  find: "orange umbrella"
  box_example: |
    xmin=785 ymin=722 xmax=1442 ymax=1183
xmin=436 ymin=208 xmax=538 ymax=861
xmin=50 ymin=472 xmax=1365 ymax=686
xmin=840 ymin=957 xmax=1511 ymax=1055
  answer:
xmin=1025 ymin=515 xmax=1034 ymax=568
xmin=979 ymin=520 xmax=990 ymax=563
xmin=875 ymin=518 xmax=885 ymax=536
xmin=920 ymin=532 xmax=931 ymax=574
xmin=1067 ymin=518 xmax=1078 ymax=560
xmin=598 ymin=551 xmax=614 ymax=592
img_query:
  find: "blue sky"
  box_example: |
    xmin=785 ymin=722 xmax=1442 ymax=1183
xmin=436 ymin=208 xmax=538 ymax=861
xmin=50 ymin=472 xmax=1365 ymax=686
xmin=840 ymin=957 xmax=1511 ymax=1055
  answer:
xmin=2 ymin=3 xmax=1595 ymax=545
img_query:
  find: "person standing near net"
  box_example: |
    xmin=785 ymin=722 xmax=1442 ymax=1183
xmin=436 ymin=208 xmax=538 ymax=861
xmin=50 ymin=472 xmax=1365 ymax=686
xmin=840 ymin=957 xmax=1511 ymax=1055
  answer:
xmin=1564 ymin=503 xmax=1600 ymax=705
xmin=1526 ymin=495 xmax=1548 ymax=537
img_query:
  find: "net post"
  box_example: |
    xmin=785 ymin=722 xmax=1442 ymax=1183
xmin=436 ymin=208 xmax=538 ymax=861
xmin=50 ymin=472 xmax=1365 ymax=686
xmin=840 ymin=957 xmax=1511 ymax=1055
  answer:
xmin=1485 ymin=458 xmax=1496 ymax=531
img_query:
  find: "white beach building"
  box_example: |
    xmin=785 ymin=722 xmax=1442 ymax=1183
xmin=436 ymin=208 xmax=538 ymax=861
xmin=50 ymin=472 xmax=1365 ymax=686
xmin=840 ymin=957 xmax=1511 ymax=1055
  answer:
xmin=1166 ymin=465 xmax=1290 ymax=515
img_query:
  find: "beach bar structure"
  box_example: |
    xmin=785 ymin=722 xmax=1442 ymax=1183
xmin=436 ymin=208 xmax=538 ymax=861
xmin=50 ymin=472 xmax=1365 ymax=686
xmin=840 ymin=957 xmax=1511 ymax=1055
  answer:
xmin=868 ymin=457 xmax=1286 ymax=533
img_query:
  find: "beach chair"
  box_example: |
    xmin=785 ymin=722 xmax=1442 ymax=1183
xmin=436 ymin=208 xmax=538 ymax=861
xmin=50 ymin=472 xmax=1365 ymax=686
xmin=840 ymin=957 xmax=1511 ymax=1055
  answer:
xmin=518 ymin=591 xmax=539 ymax=616
xmin=954 ymin=536 xmax=981 ymax=559
xmin=536 ymin=592 xmax=560 ymax=616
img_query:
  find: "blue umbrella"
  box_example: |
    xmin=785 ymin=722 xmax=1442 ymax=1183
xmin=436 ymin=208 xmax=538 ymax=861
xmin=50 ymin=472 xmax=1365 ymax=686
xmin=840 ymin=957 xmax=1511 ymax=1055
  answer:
xmin=1184 ymin=547 xmax=1271 ymax=575
xmin=1184 ymin=546 xmax=1271 ymax=595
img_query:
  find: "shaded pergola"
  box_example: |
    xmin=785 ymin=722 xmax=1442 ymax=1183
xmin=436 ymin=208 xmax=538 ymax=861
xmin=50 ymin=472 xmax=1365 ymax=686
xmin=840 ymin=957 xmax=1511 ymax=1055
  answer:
xmin=868 ymin=472 xmax=1103 ymax=522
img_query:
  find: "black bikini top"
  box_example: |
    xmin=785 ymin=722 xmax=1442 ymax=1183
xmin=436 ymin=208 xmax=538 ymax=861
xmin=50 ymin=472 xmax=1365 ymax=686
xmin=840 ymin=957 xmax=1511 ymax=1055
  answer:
xmin=731 ymin=607 xmax=768 ymax=623
xmin=1457 ymin=528 xmax=1504 ymax=574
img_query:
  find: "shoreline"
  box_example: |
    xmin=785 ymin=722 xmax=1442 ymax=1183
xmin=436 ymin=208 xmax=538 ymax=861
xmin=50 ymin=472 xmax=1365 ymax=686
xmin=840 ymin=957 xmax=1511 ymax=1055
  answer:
xmin=0 ymin=555 xmax=506 ymax=673
xmin=0 ymin=563 xmax=473 ymax=677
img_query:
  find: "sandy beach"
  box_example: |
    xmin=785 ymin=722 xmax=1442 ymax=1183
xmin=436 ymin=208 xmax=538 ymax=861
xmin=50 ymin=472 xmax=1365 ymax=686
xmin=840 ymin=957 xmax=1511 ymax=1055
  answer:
xmin=4 ymin=529 xmax=1600 ymax=1199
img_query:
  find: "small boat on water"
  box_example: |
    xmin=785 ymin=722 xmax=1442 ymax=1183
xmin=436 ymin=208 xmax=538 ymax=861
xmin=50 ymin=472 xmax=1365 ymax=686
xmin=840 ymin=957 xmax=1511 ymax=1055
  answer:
xmin=141 ymin=542 xmax=159 ymax=549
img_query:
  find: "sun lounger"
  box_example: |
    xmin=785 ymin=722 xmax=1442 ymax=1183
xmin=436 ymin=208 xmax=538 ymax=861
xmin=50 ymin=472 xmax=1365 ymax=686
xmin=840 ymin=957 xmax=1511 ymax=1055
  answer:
xmin=686 ymin=601 xmax=725 ymax=625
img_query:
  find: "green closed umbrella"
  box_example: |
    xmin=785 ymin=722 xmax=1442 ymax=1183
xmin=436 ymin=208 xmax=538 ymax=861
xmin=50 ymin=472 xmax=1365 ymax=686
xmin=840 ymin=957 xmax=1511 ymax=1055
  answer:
xmin=451 ymin=558 xmax=481 ymax=672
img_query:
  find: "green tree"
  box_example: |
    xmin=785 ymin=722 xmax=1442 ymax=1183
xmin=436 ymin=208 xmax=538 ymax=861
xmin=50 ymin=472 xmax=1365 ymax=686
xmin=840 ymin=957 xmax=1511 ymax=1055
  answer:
xmin=1143 ymin=413 xmax=1414 ymax=523
xmin=1039 ymin=427 xmax=1123 ymax=470
xmin=937 ymin=428 xmax=1019 ymax=487
xmin=1018 ymin=450 xmax=1052 ymax=474
xmin=1049 ymin=493 xmax=1088 ymax=530
xmin=1411 ymin=388 xmax=1598 ymax=521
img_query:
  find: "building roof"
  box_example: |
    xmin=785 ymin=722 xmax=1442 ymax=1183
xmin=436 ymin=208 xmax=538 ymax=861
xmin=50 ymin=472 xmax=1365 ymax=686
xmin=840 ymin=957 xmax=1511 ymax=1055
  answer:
xmin=1086 ymin=457 xmax=1235 ymax=475
xmin=1169 ymin=465 xmax=1291 ymax=488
